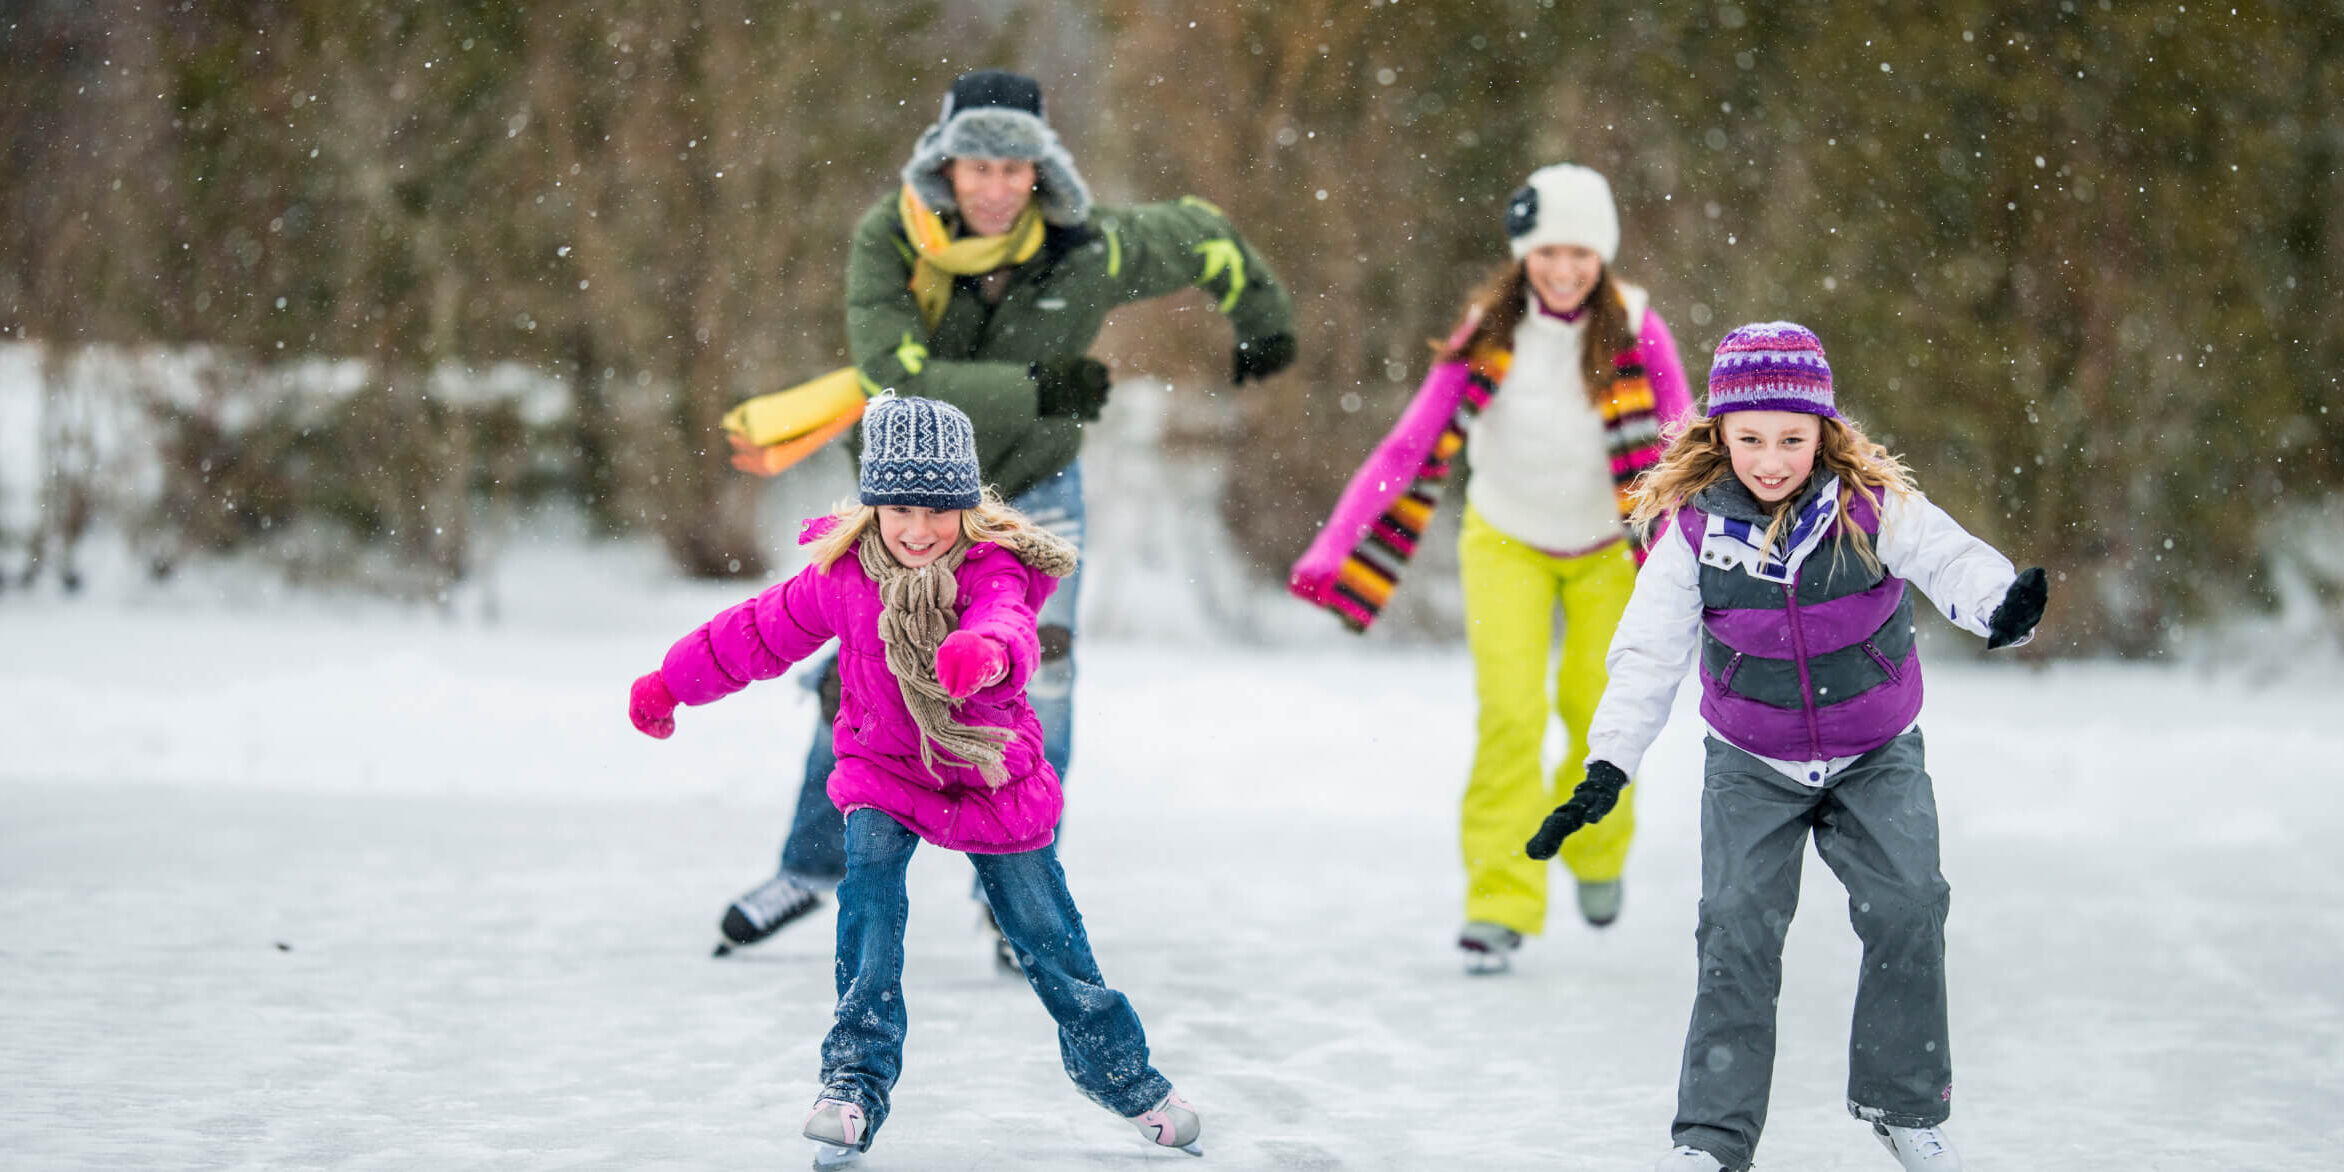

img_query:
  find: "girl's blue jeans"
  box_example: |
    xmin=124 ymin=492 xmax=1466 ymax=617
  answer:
xmin=817 ymin=808 xmax=1170 ymax=1146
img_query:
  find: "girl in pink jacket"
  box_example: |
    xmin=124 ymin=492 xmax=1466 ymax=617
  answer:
xmin=627 ymin=396 xmax=1200 ymax=1167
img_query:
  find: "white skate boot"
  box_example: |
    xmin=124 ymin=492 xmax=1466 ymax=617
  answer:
xmin=1654 ymin=1145 xmax=1729 ymax=1171
xmin=1127 ymin=1090 xmax=1203 ymax=1156
xmin=1872 ymin=1121 xmax=1961 ymax=1169
xmin=803 ymin=1097 xmax=867 ymax=1168
xmin=1457 ymin=921 xmax=1522 ymax=975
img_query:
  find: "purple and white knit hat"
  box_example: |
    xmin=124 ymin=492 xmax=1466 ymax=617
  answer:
xmin=1705 ymin=321 xmax=1838 ymax=418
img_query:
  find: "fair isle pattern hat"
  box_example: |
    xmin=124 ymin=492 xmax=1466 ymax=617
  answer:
xmin=1705 ymin=321 xmax=1839 ymax=418
xmin=859 ymin=395 xmax=982 ymax=510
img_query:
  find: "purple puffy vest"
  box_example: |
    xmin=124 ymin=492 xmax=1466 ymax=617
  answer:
xmin=1675 ymin=493 xmax=1923 ymax=770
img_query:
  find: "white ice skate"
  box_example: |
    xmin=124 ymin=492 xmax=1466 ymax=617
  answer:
xmin=1457 ymin=921 xmax=1522 ymax=975
xmin=804 ymin=1097 xmax=867 ymax=1169
xmin=1127 ymin=1090 xmax=1203 ymax=1156
xmin=713 ymin=874 xmax=822 ymax=957
xmin=1576 ymin=878 xmax=1624 ymax=927
xmin=1872 ymin=1121 xmax=1961 ymax=1169
xmin=1654 ymin=1145 xmax=1729 ymax=1171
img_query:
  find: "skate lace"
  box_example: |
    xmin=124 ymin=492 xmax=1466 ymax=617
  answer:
xmin=1896 ymin=1126 xmax=1948 ymax=1158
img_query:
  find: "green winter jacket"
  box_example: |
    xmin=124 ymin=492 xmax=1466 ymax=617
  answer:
xmin=845 ymin=192 xmax=1294 ymax=500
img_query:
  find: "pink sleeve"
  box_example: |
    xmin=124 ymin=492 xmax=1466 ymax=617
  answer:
xmin=1287 ymin=359 xmax=1472 ymax=604
xmin=1639 ymin=308 xmax=1694 ymax=425
xmin=954 ymin=554 xmax=1043 ymax=693
xmin=660 ymin=565 xmax=836 ymax=707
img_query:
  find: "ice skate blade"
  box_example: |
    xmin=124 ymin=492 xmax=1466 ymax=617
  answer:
xmin=810 ymin=1140 xmax=861 ymax=1169
xmin=711 ymin=940 xmax=734 ymax=958
xmin=1176 ymin=1141 xmax=1203 ymax=1157
xmin=1462 ymin=954 xmax=1511 ymax=976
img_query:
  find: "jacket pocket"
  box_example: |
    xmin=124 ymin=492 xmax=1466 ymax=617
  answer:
xmin=1860 ymin=640 xmax=1902 ymax=683
xmin=1718 ymin=651 xmax=1746 ymax=691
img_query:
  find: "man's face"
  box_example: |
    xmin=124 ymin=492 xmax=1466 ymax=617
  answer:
xmin=946 ymin=157 xmax=1038 ymax=236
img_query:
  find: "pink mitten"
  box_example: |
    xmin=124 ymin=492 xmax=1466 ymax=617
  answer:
xmin=934 ymin=631 xmax=1008 ymax=700
xmin=629 ymin=671 xmax=679 ymax=739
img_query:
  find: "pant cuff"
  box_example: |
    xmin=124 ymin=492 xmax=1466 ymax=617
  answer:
xmin=1847 ymin=1099 xmax=1950 ymax=1129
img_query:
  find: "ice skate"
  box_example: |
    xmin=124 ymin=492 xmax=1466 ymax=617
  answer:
xmin=1654 ymin=1145 xmax=1729 ymax=1171
xmin=803 ymin=1097 xmax=867 ymax=1168
xmin=1127 ymin=1090 xmax=1203 ymax=1156
xmin=1577 ymin=878 xmax=1623 ymax=927
xmin=1457 ymin=920 xmax=1522 ymax=975
xmin=1872 ymin=1121 xmax=1960 ymax=1169
xmin=712 ymin=874 xmax=821 ymax=957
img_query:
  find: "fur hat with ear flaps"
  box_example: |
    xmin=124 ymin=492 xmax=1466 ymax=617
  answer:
xmin=902 ymin=69 xmax=1093 ymax=228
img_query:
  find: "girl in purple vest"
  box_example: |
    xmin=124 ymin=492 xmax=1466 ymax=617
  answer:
xmin=1525 ymin=323 xmax=2047 ymax=1172
xmin=625 ymin=395 xmax=1201 ymax=1167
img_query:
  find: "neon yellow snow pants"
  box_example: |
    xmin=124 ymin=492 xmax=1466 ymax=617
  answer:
xmin=1458 ymin=505 xmax=1639 ymax=935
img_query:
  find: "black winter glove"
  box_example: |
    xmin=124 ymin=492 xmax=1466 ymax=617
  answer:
xmin=1525 ymin=760 xmax=1629 ymax=860
xmin=1231 ymin=331 xmax=1297 ymax=384
xmin=1985 ymin=566 xmax=2048 ymax=650
xmin=1032 ymin=355 xmax=1112 ymax=421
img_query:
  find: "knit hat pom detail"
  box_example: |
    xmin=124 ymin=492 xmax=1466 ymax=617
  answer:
xmin=1705 ymin=320 xmax=1839 ymax=419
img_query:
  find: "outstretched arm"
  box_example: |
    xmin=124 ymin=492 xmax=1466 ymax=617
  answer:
xmin=659 ymin=565 xmax=838 ymax=708
xmin=1104 ymin=196 xmax=1296 ymax=360
xmin=1875 ymin=491 xmax=2036 ymax=646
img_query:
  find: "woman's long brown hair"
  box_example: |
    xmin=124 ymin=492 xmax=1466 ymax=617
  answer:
xmin=1435 ymin=258 xmax=1637 ymax=404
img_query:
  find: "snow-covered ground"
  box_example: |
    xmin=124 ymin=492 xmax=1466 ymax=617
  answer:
xmin=4 ymin=542 xmax=2340 ymax=1170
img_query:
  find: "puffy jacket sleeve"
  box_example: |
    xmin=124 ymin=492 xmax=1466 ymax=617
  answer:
xmin=1288 ymin=359 xmax=1471 ymax=606
xmin=1584 ymin=521 xmax=1704 ymax=776
xmin=1875 ymin=490 xmax=2025 ymax=643
xmin=1094 ymin=196 xmax=1295 ymax=347
xmin=1639 ymin=308 xmax=1694 ymax=425
xmin=844 ymin=197 xmax=1043 ymax=437
xmin=660 ymin=564 xmax=838 ymax=707
xmin=953 ymin=550 xmax=1047 ymax=694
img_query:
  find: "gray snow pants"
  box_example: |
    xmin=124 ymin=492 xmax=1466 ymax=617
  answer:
xmin=1671 ymin=730 xmax=1952 ymax=1171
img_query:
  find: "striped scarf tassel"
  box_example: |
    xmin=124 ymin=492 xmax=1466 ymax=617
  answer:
xmin=1598 ymin=358 xmax=1665 ymax=565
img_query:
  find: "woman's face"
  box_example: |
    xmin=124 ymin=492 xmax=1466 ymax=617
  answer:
xmin=877 ymin=505 xmax=964 ymax=568
xmin=1722 ymin=411 xmax=1824 ymax=504
xmin=1523 ymin=243 xmax=1604 ymax=315
xmin=946 ymin=157 xmax=1038 ymax=237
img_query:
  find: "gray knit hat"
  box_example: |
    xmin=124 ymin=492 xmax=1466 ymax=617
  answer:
xmin=901 ymin=69 xmax=1092 ymax=228
xmin=859 ymin=395 xmax=982 ymax=510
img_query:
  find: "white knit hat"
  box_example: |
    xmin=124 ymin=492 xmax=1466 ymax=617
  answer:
xmin=1505 ymin=164 xmax=1620 ymax=263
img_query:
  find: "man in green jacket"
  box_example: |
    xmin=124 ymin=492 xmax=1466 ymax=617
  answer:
xmin=713 ymin=69 xmax=1297 ymax=962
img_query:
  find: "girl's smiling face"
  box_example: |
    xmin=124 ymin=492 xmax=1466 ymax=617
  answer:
xmin=877 ymin=505 xmax=963 ymax=568
xmin=1523 ymin=243 xmax=1603 ymax=315
xmin=1722 ymin=410 xmax=1823 ymax=504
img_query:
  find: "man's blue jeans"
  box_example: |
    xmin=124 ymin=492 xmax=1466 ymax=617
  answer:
xmin=778 ymin=462 xmax=1083 ymax=886
xmin=818 ymin=809 xmax=1171 ymax=1145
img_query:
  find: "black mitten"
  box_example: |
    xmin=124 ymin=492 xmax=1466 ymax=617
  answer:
xmin=1032 ymin=356 xmax=1112 ymax=421
xmin=1231 ymin=331 xmax=1297 ymax=384
xmin=1985 ymin=566 xmax=2048 ymax=650
xmin=1525 ymin=760 xmax=1629 ymax=860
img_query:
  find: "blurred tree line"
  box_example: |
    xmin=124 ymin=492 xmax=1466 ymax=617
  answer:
xmin=1 ymin=0 xmax=2336 ymax=653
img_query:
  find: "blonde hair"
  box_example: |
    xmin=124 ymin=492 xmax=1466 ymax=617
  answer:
xmin=1629 ymin=413 xmax=1918 ymax=571
xmin=804 ymin=487 xmax=1029 ymax=571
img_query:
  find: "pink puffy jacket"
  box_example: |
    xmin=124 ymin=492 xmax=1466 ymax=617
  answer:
xmin=657 ymin=517 xmax=1062 ymax=853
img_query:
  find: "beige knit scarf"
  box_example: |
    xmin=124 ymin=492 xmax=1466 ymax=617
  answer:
xmin=855 ymin=521 xmax=1078 ymax=787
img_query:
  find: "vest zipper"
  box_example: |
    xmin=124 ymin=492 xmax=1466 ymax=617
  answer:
xmin=1782 ymin=582 xmax=1824 ymax=761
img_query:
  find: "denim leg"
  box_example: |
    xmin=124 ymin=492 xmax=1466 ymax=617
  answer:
xmin=970 ymin=843 xmax=1171 ymax=1118
xmin=1812 ymin=731 xmax=1953 ymax=1128
xmin=817 ymin=809 xmax=919 ymax=1143
xmin=1673 ymin=738 xmax=1824 ymax=1170
xmin=778 ymin=655 xmax=847 ymax=886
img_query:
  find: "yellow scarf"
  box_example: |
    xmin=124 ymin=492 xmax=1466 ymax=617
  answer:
xmin=897 ymin=182 xmax=1044 ymax=331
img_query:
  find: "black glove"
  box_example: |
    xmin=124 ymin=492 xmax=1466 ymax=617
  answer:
xmin=1032 ymin=356 xmax=1112 ymax=421
xmin=1231 ymin=331 xmax=1296 ymax=384
xmin=1985 ymin=566 xmax=2048 ymax=650
xmin=1526 ymin=761 xmax=1629 ymax=861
